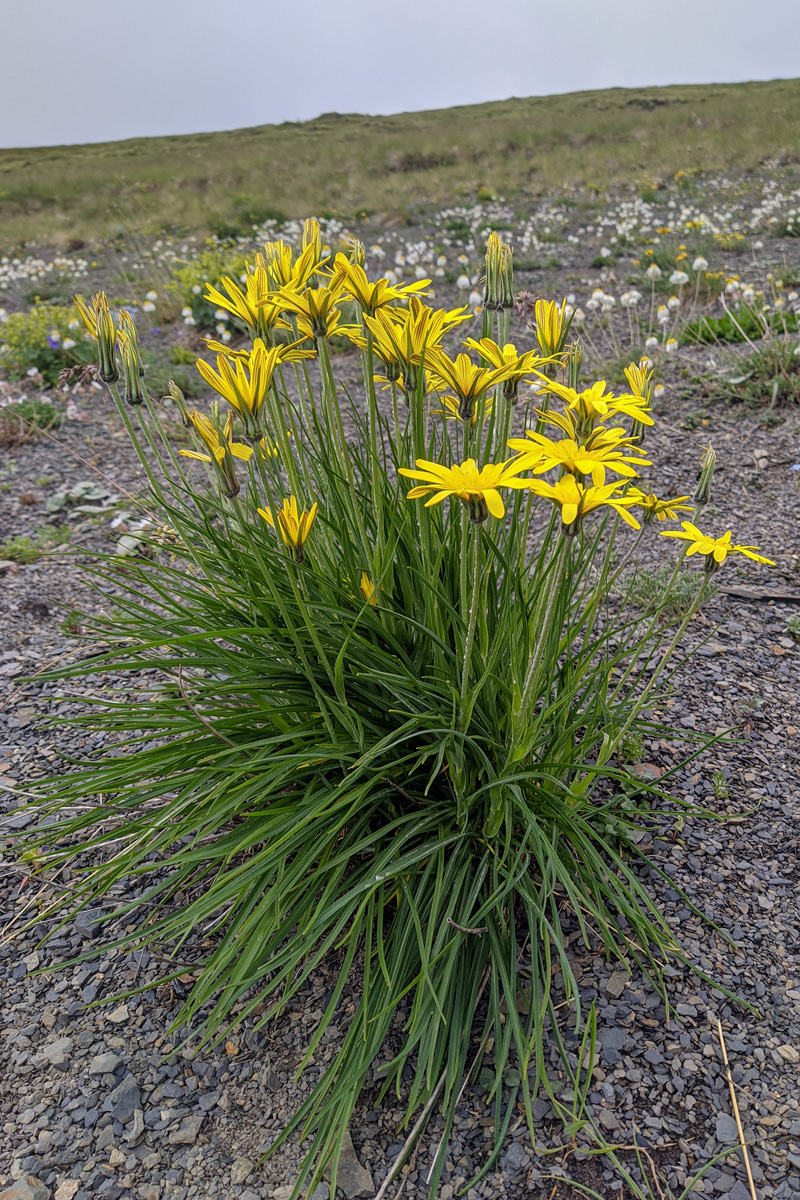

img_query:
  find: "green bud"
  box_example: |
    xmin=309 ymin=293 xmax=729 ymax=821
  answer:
xmin=693 ymin=443 xmax=716 ymax=510
xmin=483 ymin=232 xmax=514 ymax=311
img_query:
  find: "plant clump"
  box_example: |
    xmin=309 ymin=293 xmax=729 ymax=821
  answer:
xmin=26 ymin=225 xmax=774 ymax=1198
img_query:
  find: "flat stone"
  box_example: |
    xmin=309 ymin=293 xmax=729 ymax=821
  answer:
xmin=308 ymin=1188 xmax=329 ymax=1200
xmin=605 ymin=970 xmax=629 ymax=999
xmin=0 ymin=1178 xmax=51 ymax=1200
xmin=123 ymin=1109 xmax=145 ymax=1144
xmin=106 ymin=1005 xmax=129 ymax=1024
xmin=167 ymin=1114 xmax=204 ymax=1145
xmin=103 ymin=1075 xmax=141 ymax=1123
xmin=327 ymin=1129 xmax=372 ymax=1198
xmin=108 ymin=1149 xmax=126 ymax=1168
xmin=777 ymin=1043 xmax=799 ymax=1064
xmin=88 ymin=1053 xmax=121 ymax=1076
xmin=598 ymin=1109 xmax=621 ymax=1131
xmin=272 ymin=1189 xmax=293 ymax=1200
xmin=723 ymin=1183 xmax=753 ymax=1200
xmin=715 ymin=1113 xmax=740 ymax=1145
xmin=599 ymin=1027 xmax=627 ymax=1051
xmin=229 ymin=1158 xmax=253 ymax=1185
xmin=41 ymin=1037 xmax=73 ymax=1065
xmin=54 ymin=1184 xmax=80 ymax=1200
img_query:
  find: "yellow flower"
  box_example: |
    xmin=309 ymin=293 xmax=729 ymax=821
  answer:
xmin=660 ymin=522 xmax=774 ymax=569
xmin=74 ymin=292 xmax=118 ymax=382
xmin=542 ymin=379 xmax=654 ymax=432
xmin=329 ymin=253 xmax=430 ymax=315
xmin=263 ymin=239 xmax=323 ymax=291
xmin=507 ymin=431 xmax=649 ymax=487
xmin=204 ymin=256 xmax=289 ymax=344
xmin=180 ymin=408 xmax=253 ymax=498
xmin=275 ymin=282 xmax=345 ymax=341
xmin=624 ymin=358 xmax=654 ymax=401
xmin=532 ymin=298 xmax=571 ymax=357
xmin=529 ymin=476 xmax=641 ymax=533
xmin=203 ymin=337 xmax=315 ymax=365
xmin=426 ymin=349 xmax=517 ymax=421
xmin=626 ymin=488 xmax=693 ymax=523
xmin=257 ymin=496 xmax=318 ymax=562
xmin=398 ymin=457 xmax=528 ymax=522
xmin=359 ymin=572 xmax=378 ymax=605
xmin=195 ymin=338 xmax=283 ymax=439
xmin=463 ymin=338 xmax=549 ymax=403
xmin=361 ymin=298 xmax=470 ymax=393
xmin=433 ymin=394 xmax=493 ymax=427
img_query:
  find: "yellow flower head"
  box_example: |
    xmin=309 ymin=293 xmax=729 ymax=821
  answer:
xmin=463 ymin=338 xmax=550 ymax=403
xmin=543 ymin=379 xmax=654 ymax=433
xmin=532 ymin=298 xmax=571 ymax=357
xmin=433 ymin=394 xmax=493 ymax=427
xmin=626 ymin=488 xmax=694 ymax=523
xmin=257 ymin=496 xmax=319 ymax=562
xmin=660 ymin=521 xmax=774 ymax=570
xmin=624 ymin=358 xmax=655 ymax=402
xmin=359 ymin=572 xmax=378 ymax=605
xmin=196 ymin=338 xmax=284 ymax=439
xmin=263 ymin=239 xmax=323 ymax=291
xmin=398 ymin=456 xmax=528 ymax=523
xmin=275 ymin=282 xmax=345 ymax=341
xmin=74 ymin=292 xmax=118 ymax=383
xmin=529 ymin=475 xmax=641 ymax=534
xmin=204 ymin=256 xmax=290 ymax=344
xmin=507 ymin=430 xmax=650 ymax=487
xmin=426 ymin=349 xmax=517 ymax=421
xmin=180 ymin=407 xmax=253 ymax=498
xmin=330 ymin=253 xmax=430 ymax=315
xmin=361 ymin=298 xmax=470 ymax=393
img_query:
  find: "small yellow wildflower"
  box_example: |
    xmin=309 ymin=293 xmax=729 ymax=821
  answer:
xmin=543 ymin=379 xmax=654 ymax=432
xmin=196 ymin=338 xmax=283 ymax=440
xmin=180 ymin=408 xmax=253 ymax=498
xmin=204 ymin=256 xmax=290 ymax=344
xmin=626 ymin=489 xmax=694 ymax=523
xmin=330 ymin=254 xmax=430 ymax=315
xmin=257 ymin=496 xmax=319 ymax=562
xmin=359 ymin=572 xmax=378 ymax=605
xmin=426 ymin=349 xmax=517 ymax=421
xmin=529 ymin=476 xmax=641 ymax=533
xmin=532 ymin=298 xmax=571 ymax=357
xmin=660 ymin=522 xmax=774 ymax=570
xmin=507 ymin=430 xmax=649 ymax=487
xmin=398 ymin=457 xmax=527 ymax=523
xmin=275 ymin=282 xmax=345 ymax=341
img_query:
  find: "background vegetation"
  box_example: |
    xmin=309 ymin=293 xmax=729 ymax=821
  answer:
xmin=1 ymin=78 xmax=799 ymax=243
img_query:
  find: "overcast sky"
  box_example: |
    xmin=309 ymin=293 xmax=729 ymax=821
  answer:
xmin=1 ymin=0 xmax=798 ymax=149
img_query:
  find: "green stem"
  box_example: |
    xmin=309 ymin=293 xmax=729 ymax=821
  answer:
xmin=459 ymin=525 xmax=483 ymax=731
xmin=509 ymin=536 xmax=567 ymax=760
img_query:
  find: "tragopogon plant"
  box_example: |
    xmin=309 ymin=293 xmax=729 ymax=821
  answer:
xmin=29 ymin=225 xmax=772 ymax=1197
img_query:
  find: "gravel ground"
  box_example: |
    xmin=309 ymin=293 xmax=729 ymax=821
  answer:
xmin=1 ymin=210 xmax=799 ymax=1200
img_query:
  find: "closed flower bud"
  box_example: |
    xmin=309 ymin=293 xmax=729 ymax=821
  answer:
xmin=167 ymin=380 xmax=191 ymax=427
xmin=693 ymin=443 xmax=716 ymax=511
xmin=483 ymin=232 xmax=514 ymax=311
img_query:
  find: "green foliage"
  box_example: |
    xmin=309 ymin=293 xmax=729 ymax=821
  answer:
xmin=625 ymin=563 xmax=716 ymax=620
xmin=682 ymin=304 xmax=798 ymax=346
xmin=0 ymin=397 xmax=63 ymax=447
xmin=703 ymin=340 xmax=800 ymax=408
xmin=59 ymin=608 xmax=84 ymax=635
xmin=0 ymin=303 xmax=93 ymax=385
xmin=169 ymin=345 xmax=197 ymax=365
xmin=711 ymin=769 xmax=729 ymax=801
xmin=168 ymin=246 xmax=247 ymax=330
xmin=26 ymin=262 xmax=738 ymax=1197
xmin=1 ymin=79 xmax=799 ymax=241
xmin=786 ymin=614 xmax=800 ymax=640
xmin=0 ymin=525 xmax=70 ymax=562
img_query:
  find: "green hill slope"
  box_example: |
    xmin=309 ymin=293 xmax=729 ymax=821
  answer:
xmin=1 ymin=78 xmax=798 ymax=244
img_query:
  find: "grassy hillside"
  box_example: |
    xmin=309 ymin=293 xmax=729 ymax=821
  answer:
xmin=1 ymin=78 xmax=798 ymax=244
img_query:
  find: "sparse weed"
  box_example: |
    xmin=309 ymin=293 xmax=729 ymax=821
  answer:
xmin=626 ymin=564 xmax=716 ymax=620
xmin=0 ymin=397 xmax=63 ymax=448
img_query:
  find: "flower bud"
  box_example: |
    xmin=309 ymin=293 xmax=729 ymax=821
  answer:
xmin=693 ymin=443 xmax=716 ymax=511
xmin=348 ymin=238 xmax=366 ymax=268
xmin=167 ymin=380 xmax=191 ymax=427
xmin=483 ymin=232 xmax=514 ymax=311
xmin=118 ymin=330 xmax=144 ymax=405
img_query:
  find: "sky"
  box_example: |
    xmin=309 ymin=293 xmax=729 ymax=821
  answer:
xmin=1 ymin=0 xmax=799 ymax=149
